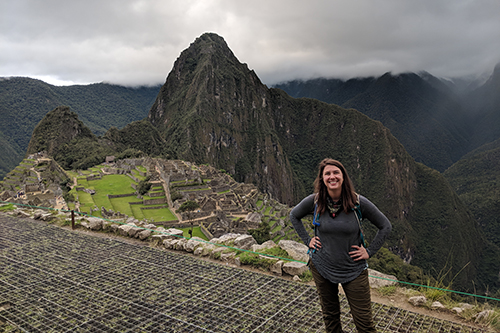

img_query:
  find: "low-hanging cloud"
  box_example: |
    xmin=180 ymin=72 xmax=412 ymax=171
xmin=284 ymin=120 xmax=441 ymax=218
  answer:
xmin=1 ymin=0 xmax=499 ymax=86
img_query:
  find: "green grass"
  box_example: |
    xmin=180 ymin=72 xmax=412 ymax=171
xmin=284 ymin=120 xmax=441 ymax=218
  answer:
xmin=0 ymin=204 xmax=15 ymax=211
xmin=70 ymin=172 xmax=179 ymax=223
xmin=180 ymin=226 xmax=208 ymax=240
xmin=110 ymin=197 xmax=137 ymax=216
xmin=142 ymin=207 xmax=177 ymax=221
xmin=88 ymin=174 xmax=136 ymax=194
xmin=131 ymin=169 xmax=147 ymax=181
xmin=130 ymin=205 xmax=145 ymax=220
xmin=150 ymin=186 xmax=163 ymax=192
xmin=65 ymin=170 xmax=79 ymax=179
xmin=77 ymin=177 xmax=89 ymax=187
xmin=271 ymin=224 xmax=282 ymax=233
xmin=77 ymin=191 xmax=94 ymax=214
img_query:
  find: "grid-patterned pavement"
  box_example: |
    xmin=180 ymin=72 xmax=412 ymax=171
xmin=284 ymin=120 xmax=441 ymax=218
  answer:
xmin=0 ymin=214 xmax=485 ymax=332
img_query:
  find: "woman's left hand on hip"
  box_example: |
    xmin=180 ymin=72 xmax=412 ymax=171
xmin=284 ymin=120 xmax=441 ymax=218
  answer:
xmin=349 ymin=245 xmax=369 ymax=261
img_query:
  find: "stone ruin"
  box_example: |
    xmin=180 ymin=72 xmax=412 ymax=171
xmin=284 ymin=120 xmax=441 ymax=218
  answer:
xmin=1 ymin=155 xmax=293 ymax=244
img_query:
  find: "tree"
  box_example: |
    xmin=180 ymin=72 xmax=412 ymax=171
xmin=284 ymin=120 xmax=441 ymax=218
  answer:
xmin=248 ymin=220 xmax=271 ymax=244
xmin=137 ymin=176 xmax=152 ymax=195
xmin=177 ymin=200 xmax=200 ymax=213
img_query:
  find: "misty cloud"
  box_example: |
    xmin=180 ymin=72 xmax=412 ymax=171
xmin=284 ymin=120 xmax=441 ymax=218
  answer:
xmin=1 ymin=0 xmax=499 ymax=86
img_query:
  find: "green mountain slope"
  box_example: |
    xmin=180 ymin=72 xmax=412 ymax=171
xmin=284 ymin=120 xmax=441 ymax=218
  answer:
xmin=275 ymin=72 xmax=479 ymax=172
xmin=26 ymin=106 xmax=169 ymax=171
xmin=444 ymin=139 xmax=500 ymax=246
xmin=0 ymin=77 xmax=160 ymax=179
xmin=102 ymin=119 xmax=169 ymax=158
xmin=0 ymin=130 xmax=22 ymax=178
xmin=148 ymin=33 xmax=296 ymax=204
xmin=467 ymin=64 xmax=500 ymax=146
xmin=443 ymin=139 xmax=500 ymax=290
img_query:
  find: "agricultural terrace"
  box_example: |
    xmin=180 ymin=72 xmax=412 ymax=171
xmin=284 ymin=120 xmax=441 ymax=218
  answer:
xmin=254 ymin=198 xmax=309 ymax=244
xmin=69 ymin=170 xmax=176 ymax=224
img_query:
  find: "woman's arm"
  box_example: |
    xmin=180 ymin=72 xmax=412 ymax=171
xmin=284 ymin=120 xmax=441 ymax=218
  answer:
xmin=289 ymin=194 xmax=316 ymax=247
xmin=359 ymin=195 xmax=392 ymax=257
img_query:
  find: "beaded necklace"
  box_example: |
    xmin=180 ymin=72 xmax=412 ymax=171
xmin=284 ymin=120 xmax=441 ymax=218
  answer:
xmin=327 ymin=197 xmax=342 ymax=218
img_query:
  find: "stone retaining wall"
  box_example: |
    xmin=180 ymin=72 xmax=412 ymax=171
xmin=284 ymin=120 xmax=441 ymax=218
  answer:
xmin=180 ymin=210 xmax=211 ymax=220
xmin=140 ymin=205 xmax=168 ymax=210
xmin=127 ymin=173 xmax=139 ymax=183
xmin=148 ymin=191 xmax=164 ymax=197
xmin=108 ymin=193 xmax=136 ymax=199
xmin=143 ymin=198 xmax=166 ymax=205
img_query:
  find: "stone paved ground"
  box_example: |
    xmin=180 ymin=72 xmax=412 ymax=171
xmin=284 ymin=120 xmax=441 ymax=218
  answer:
xmin=0 ymin=214 xmax=485 ymax=333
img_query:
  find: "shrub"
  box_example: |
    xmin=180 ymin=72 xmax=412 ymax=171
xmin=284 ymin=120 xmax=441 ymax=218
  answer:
xmin=299 ymin=269 xmax=313 ymax=283
xmin=238 ymin=252 xmax=275 ymax=271
xmin=248 ymin=220 xmax=271 ymax=244
xmin=0 ymin=204 xmax=15 ymax=212
xmin=63 ymin=192 xmax=76 ymax=202
xmin=177 ymin=200 xmax=200 ymax=213
xmin=170 ymin=188 xmax=182 ymax=201
xmin=137 ymin=176 xmax=152 ymax=195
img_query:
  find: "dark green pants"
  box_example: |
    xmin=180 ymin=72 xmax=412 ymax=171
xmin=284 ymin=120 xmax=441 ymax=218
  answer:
xmin=310 ymin=263 xmax=376 ymax=333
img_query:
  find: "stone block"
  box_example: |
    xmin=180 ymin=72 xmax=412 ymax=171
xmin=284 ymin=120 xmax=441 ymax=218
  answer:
xmin=118 ymin=223 xmax=136 ymax=237
xmin=282 ymin=261 xmax=308 ymax=276
xmin=278 ymin=240 xmax=309 ymax=263
xmin=270 ymin=260 xmax=284 ymax=276
xmin=185 ymin=237 xmax=204 ymax=252
xmin=252 ymin=240 xmax=277 ymax=252
xmin=408 ymin=296 xmax=427 ymax=307
xmin=138 ymin=229 xmax=152 ymax=240
xmin=88 ymin=218 xmax=103 ymax=231
xmin=367 ymin=269 xmax=397 ymax=289
xmin=234 ymin=234 xmax=257 ymax=250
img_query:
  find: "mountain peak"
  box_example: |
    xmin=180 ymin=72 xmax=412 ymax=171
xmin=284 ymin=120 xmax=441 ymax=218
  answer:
xmin=148 ymin=32 xmax=262 ymax=128
xmin=168 ymin=32 xmax=244 ymax=86
xmin=26 ymin=106 xmax=95 ymax=158
xmin=490 ymin=62 xmax=500 ymax=84
xmin=147 ymin=33 xmax=290 ymax=202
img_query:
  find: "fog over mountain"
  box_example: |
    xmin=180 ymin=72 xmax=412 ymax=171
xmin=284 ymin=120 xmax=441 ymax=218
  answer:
xmin=1 ymin=0 xmax=499 ymax=86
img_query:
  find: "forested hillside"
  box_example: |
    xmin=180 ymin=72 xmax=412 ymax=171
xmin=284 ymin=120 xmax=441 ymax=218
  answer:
xmin=0 ymin=77 xmax=160 ymax=179
xmin=275 ymin=68 xmax=500 ymax=173
xmin=444 ymin=138 xmax=500 ymax=259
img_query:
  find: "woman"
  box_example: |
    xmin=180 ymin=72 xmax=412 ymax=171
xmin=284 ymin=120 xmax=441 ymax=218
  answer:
xmin=290 ymin=158 xmax=391 ymax=333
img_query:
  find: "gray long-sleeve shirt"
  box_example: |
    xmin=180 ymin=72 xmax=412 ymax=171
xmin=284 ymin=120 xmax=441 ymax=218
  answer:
xmin=290 ymin=194 xmax=392 ymax=284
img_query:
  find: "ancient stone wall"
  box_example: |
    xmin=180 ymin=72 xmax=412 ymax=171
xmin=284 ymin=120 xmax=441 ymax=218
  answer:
xmin=143 ymin=198 xmax=167 ymax=205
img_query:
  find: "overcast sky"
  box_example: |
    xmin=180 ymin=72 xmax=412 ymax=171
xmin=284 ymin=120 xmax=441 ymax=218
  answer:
xmin=1 ymin=0 xmax=500 ymax=86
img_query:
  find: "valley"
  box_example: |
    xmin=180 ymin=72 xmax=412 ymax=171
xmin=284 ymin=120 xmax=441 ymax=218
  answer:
xmin=1 ymin=32 xmax=499 ymax=300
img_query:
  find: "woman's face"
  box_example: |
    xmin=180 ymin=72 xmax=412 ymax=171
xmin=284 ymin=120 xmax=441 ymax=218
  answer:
xmin=322 ymin=165 xmax=343 ymax=194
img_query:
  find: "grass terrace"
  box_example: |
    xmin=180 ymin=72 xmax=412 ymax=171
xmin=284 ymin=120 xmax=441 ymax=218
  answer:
xmin=70 ymin=173 xmax=176 ymax=223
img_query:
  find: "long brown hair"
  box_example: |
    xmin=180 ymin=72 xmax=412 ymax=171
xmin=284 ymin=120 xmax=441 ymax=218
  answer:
xmin=313 ymin=158 xmax=357 ymax=215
